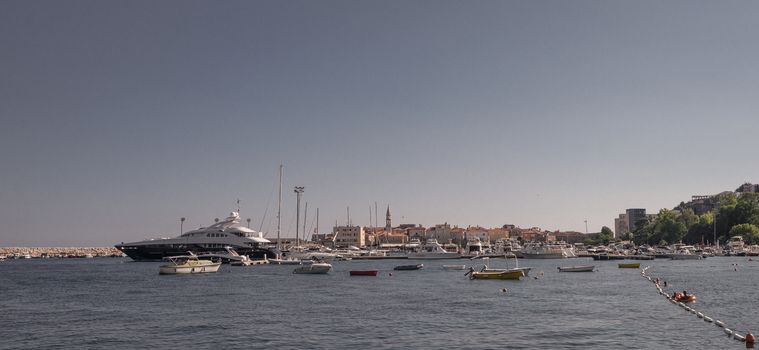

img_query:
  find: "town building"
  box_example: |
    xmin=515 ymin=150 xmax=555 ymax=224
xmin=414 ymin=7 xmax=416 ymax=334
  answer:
xmin=332 ymin=225 xmax=366 ymax=248
xmin=614 ymin=213 xmax=629 ymax=238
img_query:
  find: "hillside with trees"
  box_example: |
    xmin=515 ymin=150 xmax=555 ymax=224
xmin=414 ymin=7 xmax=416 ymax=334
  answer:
xmin=631 ymin=190 xmax=759 ymax=246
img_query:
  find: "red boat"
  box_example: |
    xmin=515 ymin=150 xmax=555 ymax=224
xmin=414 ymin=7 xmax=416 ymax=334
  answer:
xmin=350 ymin=270 xmax=379 ymax=276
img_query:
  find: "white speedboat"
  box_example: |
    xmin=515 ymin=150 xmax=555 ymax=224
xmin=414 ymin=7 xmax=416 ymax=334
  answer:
xmin=557 ymin=265 xmax=595 ymax=272
xmin=443 ymin=265 xmax=467 ymax=270
xmin=407 ymin=239 xmax=461 ymax=259
xmin=284 ymin=246 xmax=338 ymax=263
xmin=159 ymin=253 xmax=221 ymax=275
xmin=519 ymin=243 xmax=567 ymax=259
xmin=270 ymin=258 xmax=313 ymax=265
xmin=667 ymin=245 xmax=702 ymax=260
xmin=293 ymin=262 xmax=332 ymax=274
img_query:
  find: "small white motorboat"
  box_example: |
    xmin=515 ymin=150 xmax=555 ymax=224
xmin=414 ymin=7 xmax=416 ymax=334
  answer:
xmin=557 ymin=265 xmax=595 ymax=272
xmin=443 ymin=265 xmax=467 ymax=270
xmin=293 ymin=262 xmax=332 ymax=274
xmin=159 ymin=253 xmax=221 ymax=275
xmin=270 ymin=258 xmax=313 ymax=265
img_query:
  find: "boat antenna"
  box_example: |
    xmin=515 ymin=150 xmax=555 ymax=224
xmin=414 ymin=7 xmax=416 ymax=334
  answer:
xmin=237 ymin=199 xmax=241 ymax=213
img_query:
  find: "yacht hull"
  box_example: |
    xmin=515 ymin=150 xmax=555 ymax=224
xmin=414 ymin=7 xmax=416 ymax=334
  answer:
xmin=117 ymin=244 xmax=277 ymax=262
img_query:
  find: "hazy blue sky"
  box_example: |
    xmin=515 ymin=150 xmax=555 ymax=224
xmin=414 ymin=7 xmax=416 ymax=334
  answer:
xmin=2 ymin=0 xmax=758 ymax=246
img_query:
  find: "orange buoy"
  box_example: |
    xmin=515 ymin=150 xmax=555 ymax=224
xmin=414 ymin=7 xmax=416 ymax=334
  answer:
xmin=746 ymin=331 xmax=755 ymax=344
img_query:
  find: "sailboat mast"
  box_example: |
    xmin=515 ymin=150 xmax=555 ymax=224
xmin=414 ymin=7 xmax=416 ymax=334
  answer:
xmin=277 ymin=165 xmax=282 ymax=251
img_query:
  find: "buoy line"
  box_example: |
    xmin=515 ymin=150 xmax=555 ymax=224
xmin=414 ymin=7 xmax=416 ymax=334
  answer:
xmin=640 ymin=266 xmax=753 ymax=345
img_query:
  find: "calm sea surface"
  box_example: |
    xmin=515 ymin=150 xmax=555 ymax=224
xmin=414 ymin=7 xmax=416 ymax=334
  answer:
xmin=1 ymin=256 xmax=757 ymax=349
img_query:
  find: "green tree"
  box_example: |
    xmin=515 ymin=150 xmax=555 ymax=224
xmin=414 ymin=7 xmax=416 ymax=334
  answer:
xmin=684 ymin=212 xmax=714 ymax=245
xmin=632 ymin=222 xmax=653 ymax=245
xmin=598 ymin=226 xmax=613 ymax=245
xmin=729 ymin=223 xmax=759 ymax=244
xmin=654 ymin=209 xmax=687 ymax=244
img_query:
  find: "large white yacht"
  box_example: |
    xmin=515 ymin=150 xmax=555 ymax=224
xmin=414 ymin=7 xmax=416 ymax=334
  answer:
xmin=116 ymin=211 xmax=278 ymax=261
xmin=727 ymin=236 xmax=746 ymax=256
xmin=519 ymin=242 xmax=568 ymax=259
xmin=407 ymin=239 xmax=461 ymax=259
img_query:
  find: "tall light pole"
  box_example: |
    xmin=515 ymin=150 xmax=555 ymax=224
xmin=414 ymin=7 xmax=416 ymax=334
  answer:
xmin=584 ymin=220 xmax=588 ymax=234
xmin=294 ymin=186 xmax=305 ymax=247
xmin=246 ymin=218 xmax=251 ymax=228
xmin=180 ymin=217 xmax=185 ymax=235
xmin=714 ymin=201 xmax=720 ymax=248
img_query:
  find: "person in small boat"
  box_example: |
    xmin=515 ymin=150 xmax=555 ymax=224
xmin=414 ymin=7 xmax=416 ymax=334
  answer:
xmin=683 ymin=290 xmax=688 ymax=297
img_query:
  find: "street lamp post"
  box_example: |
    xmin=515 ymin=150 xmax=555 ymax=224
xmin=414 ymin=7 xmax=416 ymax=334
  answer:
xmin=714 ymin=201 xmax=720 ymax=248
xmin=247 ymin=218 xmax=251 ymax=228
xmin=180 ymin=217 xmax=185 ymax=235
xmin=294 ymin=186 xmax=305 ymax=247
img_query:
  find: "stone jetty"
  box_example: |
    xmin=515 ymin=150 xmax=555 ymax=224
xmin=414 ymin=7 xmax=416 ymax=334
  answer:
xmin=0 ymin=247 xmax=125 ymax=258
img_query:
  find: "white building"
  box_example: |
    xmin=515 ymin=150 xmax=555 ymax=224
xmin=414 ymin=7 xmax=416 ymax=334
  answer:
xmin=333 ymin=225 xmax=366 ymax=248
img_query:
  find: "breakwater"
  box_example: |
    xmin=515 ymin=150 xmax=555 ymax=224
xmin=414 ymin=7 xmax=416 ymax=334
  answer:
xmin=0 ymin=247 xmax=124 ymax=258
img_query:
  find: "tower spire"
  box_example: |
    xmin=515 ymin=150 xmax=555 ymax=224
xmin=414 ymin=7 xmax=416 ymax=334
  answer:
xmin=385 ymin=205 xmax=391 ymax=231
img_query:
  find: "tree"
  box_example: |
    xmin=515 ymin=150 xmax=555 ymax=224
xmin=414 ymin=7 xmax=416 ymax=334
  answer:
xmin=729 ymin=223 xmax=759 ymax=245
xmin=597 ymin=226 xmax=614 ymax=245
xmin=654 ymin=209 xmax=687 ymax=244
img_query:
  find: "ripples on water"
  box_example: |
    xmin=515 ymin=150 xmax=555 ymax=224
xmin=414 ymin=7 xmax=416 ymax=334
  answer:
xmin=1 ymin=257 xmax=756 ymax=349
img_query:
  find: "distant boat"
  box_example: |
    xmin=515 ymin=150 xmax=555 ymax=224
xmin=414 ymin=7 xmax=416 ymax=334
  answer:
xmin=557 ymin=265 xmax=595 ymax=272
xmin=443 ymin=264 xmax=467 ymax=270
xmin=350 ymin=270 xmax=379 ymax=276
xmin=519 ymin=243 xmax=567 ymax=259
xmin=270 ymin=258 xmax=312 ymax=265
xmin=407 ymin=239 xmax=461 ymax=259
xmin=293 ymin=262 xmax=332 ymax=274
xmin=618 ymin=262 xmax=640 ymax=269
xmin=468 ymin=270 xmax=524 ymax=280
xmin=159 ymin=253 xmax=221 ymax=275
xmin=393 ymin=264 xmax=423 ymax=271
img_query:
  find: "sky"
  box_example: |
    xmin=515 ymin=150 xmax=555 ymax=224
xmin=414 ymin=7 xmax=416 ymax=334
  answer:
xmin=1 ymin=0 xmax=758 ymax=246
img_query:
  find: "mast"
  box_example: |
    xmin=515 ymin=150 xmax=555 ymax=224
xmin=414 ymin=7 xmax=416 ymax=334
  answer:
xmin=303 ymin=202 xmax=308 ymax=244
xmin=277 ymin=165 xmax=282 ymax=251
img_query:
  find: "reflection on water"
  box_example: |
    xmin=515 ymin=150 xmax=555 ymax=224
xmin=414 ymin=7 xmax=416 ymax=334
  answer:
xmin=0 ymin=257 xmax=756 ymax=349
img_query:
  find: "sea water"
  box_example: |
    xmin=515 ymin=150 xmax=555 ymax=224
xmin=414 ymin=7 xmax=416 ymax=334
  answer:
xmin=1 ymin=257 xmax=756 ymax=349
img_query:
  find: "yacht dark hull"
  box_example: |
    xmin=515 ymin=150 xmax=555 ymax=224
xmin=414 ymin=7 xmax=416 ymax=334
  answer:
xmin=116 ymin=244 xmax=278 ymax=262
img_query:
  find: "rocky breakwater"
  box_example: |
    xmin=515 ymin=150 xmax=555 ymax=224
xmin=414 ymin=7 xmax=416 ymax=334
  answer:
xmin=0 ymin=247 xmax=125 ymax=258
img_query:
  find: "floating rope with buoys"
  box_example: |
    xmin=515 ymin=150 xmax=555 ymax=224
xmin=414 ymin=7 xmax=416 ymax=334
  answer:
xmin=640 ymin=265 xmax=755 ymax=347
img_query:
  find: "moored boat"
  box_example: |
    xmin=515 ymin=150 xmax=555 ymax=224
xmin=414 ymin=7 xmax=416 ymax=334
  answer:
xmin=293 ymin=262 xmax=332 ymax=274
xmin=618 ymin=262 xmax=640 ymax=268
xmin=557 ymin=265 xmax=595 ymax=272
xmin=407 ymin=239 xmax=461 ymax=259
xmin=159 ymin=253 xmax=221 ymax=275
xmin=519 ymin=243 xmax=568 ymax=259
xmin=469 ymin=270 xmax=524 ymax=280
xmin=443 ymin=264 xmax=467 ymax=270
xmin=393 ymin=264 xmax=423 ymax=271
xmin=117 ymin=211 xmax=277 ymax=261
xmin=350 ymin=270 xmax=379 ymax=276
